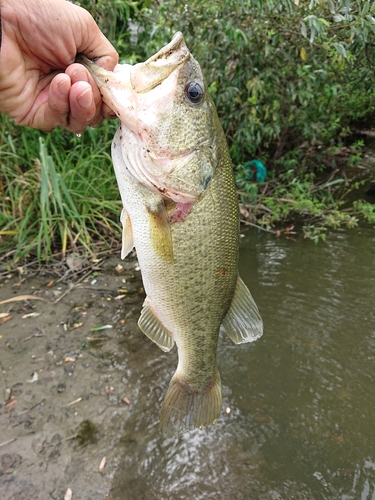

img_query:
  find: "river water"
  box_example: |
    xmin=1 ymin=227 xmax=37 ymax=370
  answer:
xmin=107 ymin=227 xmax=375 ymax=500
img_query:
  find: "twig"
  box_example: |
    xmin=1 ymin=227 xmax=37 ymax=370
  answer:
xmin=55 ymin=263 xmax=103 ymax=284
xmin=43 ymin=434 xmax=78 ymax=447
xmin=240 ymin=220 xmax=277 ymax=234
xmin=0 ymin=438 xmax=16 ymax=448
xmin=23 ymin=330 xmax=45 ymax=342
xmin=53 ymin=268 xmax=101 ymax=304
xmin=0 ymin=242 xmax=122 ymax=270
xmin=0 ymin=295 xmax=47 ymax=306
xmin=54 ymin=269 xmax=73 ymax=285
xmin=64 ymin=397 xmax=82 ymax=407
xmin=60 ymin=433 xmax=79 ymax=443
xmin=0 ymin=249 xmax=17 ymax=264
xmin=0 ymin=359 xmax=9 ymax=402
xmin=18 ymin=398 xmax=46 ymax=415
xmin=52 ymin=284 xmax=75 ymax=305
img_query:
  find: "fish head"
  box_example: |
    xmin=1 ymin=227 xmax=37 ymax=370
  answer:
xmin=78 ymin=33 xmax=218 ymax=203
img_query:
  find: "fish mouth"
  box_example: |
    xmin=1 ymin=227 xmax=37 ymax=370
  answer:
xmin=76 ymin=32 xmax=189 ymax=96
xmin=130 ymin=32 xmax=190 ymax=93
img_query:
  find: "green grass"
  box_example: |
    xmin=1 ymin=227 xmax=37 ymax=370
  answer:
xmin=1 ymin=114 xmax=373 ymax=267
xmin=0 ymin=116 xmax=122 ymax=264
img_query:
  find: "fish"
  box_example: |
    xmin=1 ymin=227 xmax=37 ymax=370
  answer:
xmin=77 ymin=32 xmax=263 ymax=437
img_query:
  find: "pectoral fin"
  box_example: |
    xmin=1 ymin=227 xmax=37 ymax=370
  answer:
xmin=148 ymin=201 xmax=174 ymax=263
xmin=120 ymin=208 xmax=134 ymax=259
xmin=221 ymin=276 xmax=263 ymax=344
xmin=138 ymin=300 xmax=175 ymax=352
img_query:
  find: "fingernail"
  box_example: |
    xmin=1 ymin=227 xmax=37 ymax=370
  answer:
xmin=78 ymin=88 xmax=93 ymax=109
xmin=58 ymin=79 xmax=69 ymax=96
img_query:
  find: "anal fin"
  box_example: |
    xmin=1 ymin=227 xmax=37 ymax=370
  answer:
xmin=120 ymin=208 xmax=134 ymax=259
xmin=138 ymin=300 xmax=174 ymax=352
xmin=221 ymin=276 xmax=263 ymax=344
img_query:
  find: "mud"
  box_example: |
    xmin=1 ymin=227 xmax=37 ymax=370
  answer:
xmin=0 ymin=255 xmax=148 ymax=500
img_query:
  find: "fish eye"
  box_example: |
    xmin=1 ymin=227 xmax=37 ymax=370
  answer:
xmin=185 ymin=82 xmax=204 ymax=104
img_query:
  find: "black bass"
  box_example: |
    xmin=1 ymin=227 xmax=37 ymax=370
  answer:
xmin=78 ymin=33 xmax=263 ymax=437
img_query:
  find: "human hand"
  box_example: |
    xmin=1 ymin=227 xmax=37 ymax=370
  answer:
xmin=0 ymin=0 xmax=118 ymax=133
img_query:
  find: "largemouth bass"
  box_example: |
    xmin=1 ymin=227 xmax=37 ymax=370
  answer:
xmin=78 ymin=33 xmax=263 ymax=437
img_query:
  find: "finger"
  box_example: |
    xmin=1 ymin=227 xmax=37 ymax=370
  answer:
xmin=66 ymin=63 xmax=103 ymax=120
xmin=66 ymin=63 xmax=102 ymax=132
xmin=92 ymin=52 xmax=119 ymax=72
xmin=66 ymin=63 xmax=99 ymax=98
xmin=42 ymin=73 xmax=71 ymax=131
xmin=77 ymin=13 xmax=119 ymax=71
xmin=102 ymin=102 xmax=117 ymax=120
xmin=68 ymin=80 xmax=99 ymax=134
xmin=67 ymin=63 xmax=117 ymax=124
xmin=32 ymin=74 xmax=98 ymax=133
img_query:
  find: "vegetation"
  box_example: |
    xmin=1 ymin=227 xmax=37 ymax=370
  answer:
xmin=1 ymin=116 xmax=120 ymax=262
xmin=1 ymin=0 xmax=375 ymax=262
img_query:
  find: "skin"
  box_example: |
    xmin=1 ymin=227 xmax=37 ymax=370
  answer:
xmin=0 ymin=0 xmax=118 ymax=132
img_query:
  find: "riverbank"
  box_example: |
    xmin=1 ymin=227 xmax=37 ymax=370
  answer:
xmin=0 ymin=255 xmax=147 ymax=500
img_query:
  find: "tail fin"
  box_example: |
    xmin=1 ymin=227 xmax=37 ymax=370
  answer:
xmin=160 ymin=370 xmax=222 ymax=437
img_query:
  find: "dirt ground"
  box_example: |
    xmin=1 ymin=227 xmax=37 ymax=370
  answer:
xmin=0 ymin=254 xmax=146 ymax=500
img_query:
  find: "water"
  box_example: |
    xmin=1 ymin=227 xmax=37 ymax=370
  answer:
xmin=108 ymin=227 xmax=375 ymax=500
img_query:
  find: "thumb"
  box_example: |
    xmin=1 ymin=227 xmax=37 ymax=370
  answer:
xmin=74 ymin=6 xmax=118 ymax=71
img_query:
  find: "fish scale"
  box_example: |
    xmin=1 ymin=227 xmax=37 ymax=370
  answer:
xmin=77 ymin=32 xmax=263 ymax=437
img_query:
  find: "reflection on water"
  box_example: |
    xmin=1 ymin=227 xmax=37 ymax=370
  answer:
xmin=108 ymin=228 xmax=375 ymax=500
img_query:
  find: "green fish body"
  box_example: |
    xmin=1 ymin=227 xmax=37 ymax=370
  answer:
xmin=78 ymin=32 xmax=263 ymax=437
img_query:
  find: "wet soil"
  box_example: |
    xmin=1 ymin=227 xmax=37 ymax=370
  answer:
xmin=0 ymin=255 xmax=146 ymax=500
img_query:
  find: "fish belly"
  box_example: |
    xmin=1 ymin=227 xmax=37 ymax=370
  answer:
xmin=115 ymin=129 xmax=239 ymax=436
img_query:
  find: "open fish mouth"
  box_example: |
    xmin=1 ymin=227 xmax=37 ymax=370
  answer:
xmin=76 ymin=32 xmax=190 ymax=97
xmin=130 ymin=32 xmax=190 ymax=94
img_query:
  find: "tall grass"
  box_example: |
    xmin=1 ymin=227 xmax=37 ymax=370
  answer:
xmin=0 ymin=116 xmax=122 ymax=263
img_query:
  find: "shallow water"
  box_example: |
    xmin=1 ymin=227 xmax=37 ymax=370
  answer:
xmin=107 ymin=227 xmax=375 ymax=500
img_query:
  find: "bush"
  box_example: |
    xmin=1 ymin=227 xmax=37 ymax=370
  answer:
xmin=2 ymin=0 xmax=375 ymax=262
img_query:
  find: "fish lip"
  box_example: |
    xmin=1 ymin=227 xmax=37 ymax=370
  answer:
xmin=144 ymin=32 xmax=186 ymax=65
xmin=75 ymin=53 xmax=114 ymax=86
xmin=130 ymin=32 xmax=190 ymax=94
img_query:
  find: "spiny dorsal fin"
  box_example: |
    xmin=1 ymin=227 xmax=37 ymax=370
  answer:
xmin=221 ymin=276 xmax=263 ymax=344
xmin=120 ymin=208 xmax=134 ymax=259
xmin=138 ymin=300 xmax=175 ymax=352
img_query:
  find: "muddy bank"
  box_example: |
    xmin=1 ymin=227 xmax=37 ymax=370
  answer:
xmin=0 ymin=256 xmax=149 ymax=500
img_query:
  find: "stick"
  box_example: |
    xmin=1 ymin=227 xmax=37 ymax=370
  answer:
xmin=0 ymin=438 xmax=16 ymax=448
xmin=240 ymin=220 xmax=277 ymax=234
xmin=0 ymin=295 xmax=47 ymax=305
xmin=0 ymin=359 xmax=9 ymax=402
xmin=64 ymin=397 xmax=82 ymax=407
xmin=18 ymin=398 xmax=46 ymax=415
xmin=53 ymin=268 xmax=102 ymax=304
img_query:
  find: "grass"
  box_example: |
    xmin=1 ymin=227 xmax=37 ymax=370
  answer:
xmin=1 ymin=112 xmax=374 ymax=268
xmin=0 ymin=115 xmax=122 ymax=265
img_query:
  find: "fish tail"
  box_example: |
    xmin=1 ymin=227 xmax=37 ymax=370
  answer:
xmin=160 ymin=370 xmax=222 ymax=437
